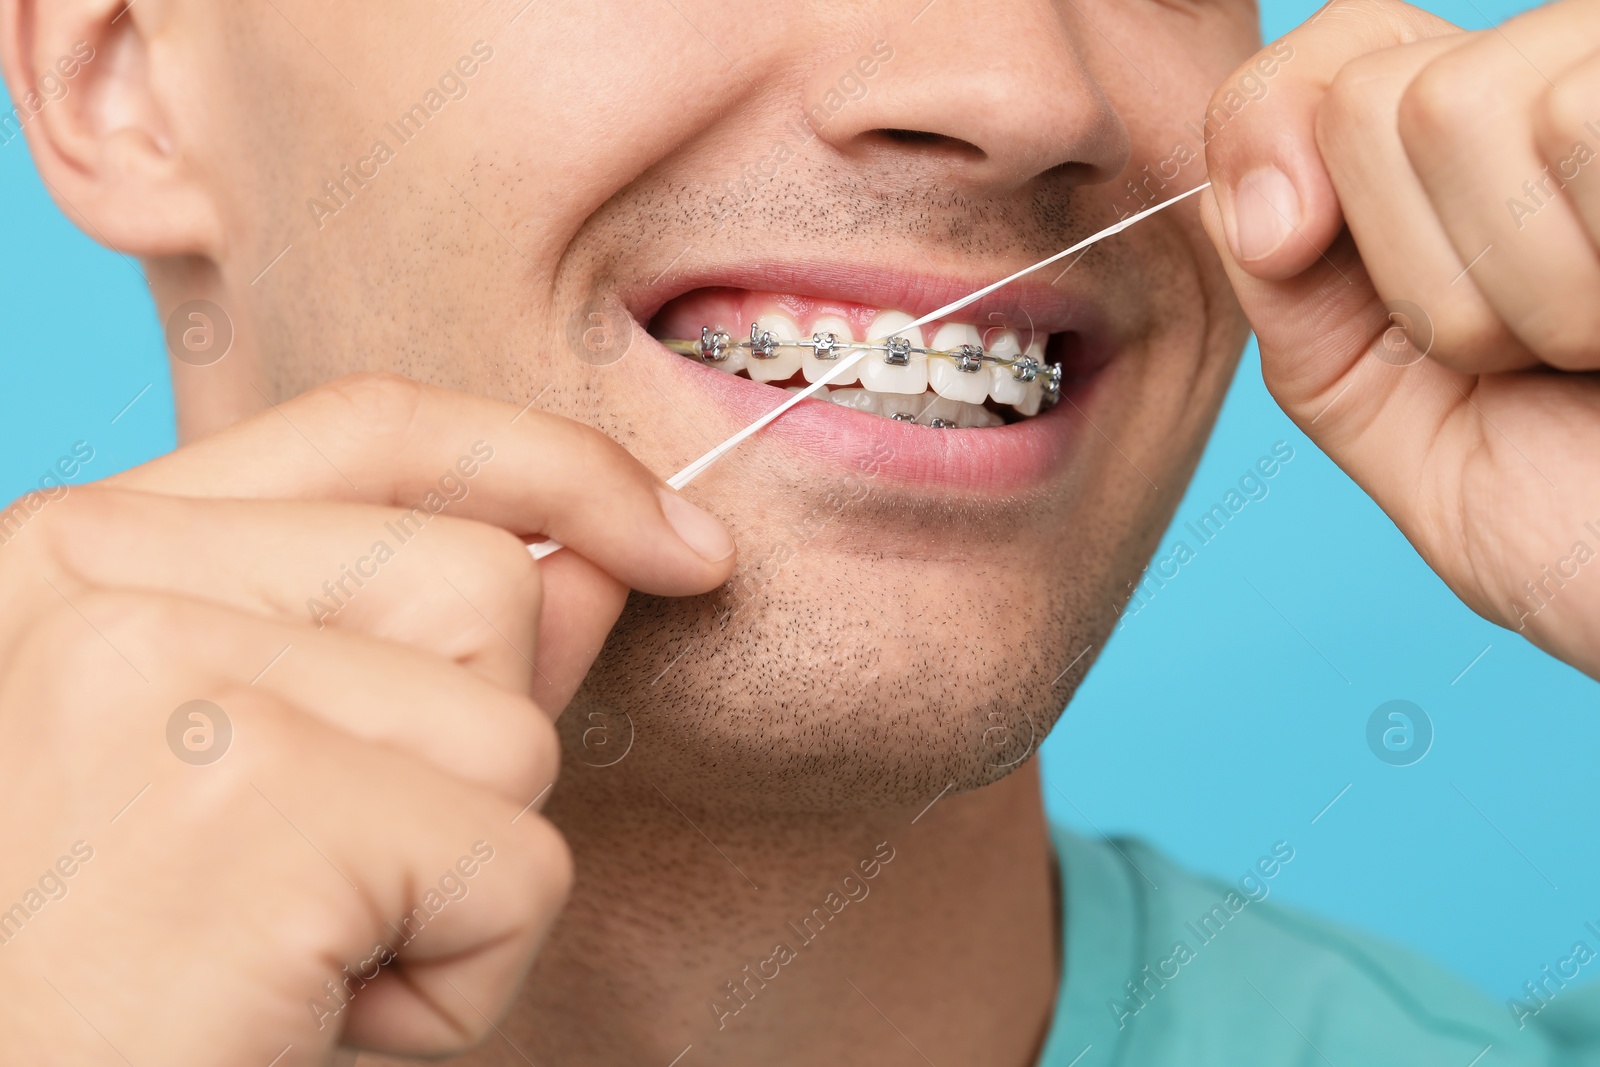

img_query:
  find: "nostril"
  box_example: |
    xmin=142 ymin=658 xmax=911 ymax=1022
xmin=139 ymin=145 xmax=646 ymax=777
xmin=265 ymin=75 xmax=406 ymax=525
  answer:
xmin=873 ymin=128 xmax=986 ymax=160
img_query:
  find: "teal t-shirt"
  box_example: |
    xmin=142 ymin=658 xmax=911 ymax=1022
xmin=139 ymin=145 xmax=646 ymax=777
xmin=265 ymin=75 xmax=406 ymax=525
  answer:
xmin=1037 ymin=825 xmax=1600 ymax=1065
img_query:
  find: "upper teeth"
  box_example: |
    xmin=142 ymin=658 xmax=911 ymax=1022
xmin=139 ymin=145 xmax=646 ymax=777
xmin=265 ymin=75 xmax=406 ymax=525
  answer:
xmin=673 ymin=309 xmax=1060 ymax=417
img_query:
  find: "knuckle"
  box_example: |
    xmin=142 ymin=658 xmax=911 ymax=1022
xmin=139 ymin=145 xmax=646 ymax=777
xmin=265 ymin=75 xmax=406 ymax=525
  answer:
xmin=11 ymin=595 xmax=231 ymax=755
xmin=77 ymin=588 xmax=190 ymax=661
xmin=0 ymin=484 xmax=94 ymax=569
xmin=0 ymin=488 xmax=57 ymax=543
xmin=473 ymin=524 xmax=545 ymax=614
xmin=1530 ymin=327 xmax=1600 ymax=372
xmin=1432 ymin=311 xmax=1502 ymax=362
xmin=502 ymin=699 xmax=560 ymax=804
xmin=433 ymin=524 xmax=543 ymax=666
xmin=1424 ymin=314 xmax=1532 ymax=374
xmin=512 ymin=814 xmax=575 ymax=916
xmin=1535 ymin=77 xmax=1594 ymax=158
xmin=11 ymin=600 xmax=146 ymax=738
xmin=562 ymin=418 xmax=653 ymax=492
xmin=22 ymin=485 xmax=128 ymax=570
xmin=0 ymin=503 xmax=58 ymax=590
xmin=1317 ymin=0 xmax=1454 ymax=46
xmin=1319 ymin=57 xmax=1395 ymax=148
xmin=1397 ymin=53 xmax=1485 ymax=154
xmin=171 ymin=685 xmax=308 ymax=792
xmin=307 ymin=372 xmax=427 ymax=445
xmin=1318 ymin=0 xmax=1390 ymax=23
xmin=34 ymin=588 xmax=169 ymax=675
xmin=1424 ymin=285 xmax=1600 ymax=373
xmin=15 ymin=600 xmax=100 ymax=682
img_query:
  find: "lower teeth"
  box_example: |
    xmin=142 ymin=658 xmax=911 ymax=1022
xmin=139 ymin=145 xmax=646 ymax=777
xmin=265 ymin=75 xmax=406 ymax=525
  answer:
xmin=788 ymin=386 xmax=1003 ymax=428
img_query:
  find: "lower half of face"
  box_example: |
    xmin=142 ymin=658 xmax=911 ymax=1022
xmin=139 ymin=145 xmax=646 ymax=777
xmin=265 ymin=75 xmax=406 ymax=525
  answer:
xmin=566 ymin=223 xmax=1246 ymax=809
xmin=212 ymin=0 xmax=1256 ymax=809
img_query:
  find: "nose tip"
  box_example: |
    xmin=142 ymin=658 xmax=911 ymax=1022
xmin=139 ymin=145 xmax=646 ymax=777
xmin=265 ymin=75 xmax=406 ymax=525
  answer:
xmin=801 ymin=6 xmax=1130 ymax=194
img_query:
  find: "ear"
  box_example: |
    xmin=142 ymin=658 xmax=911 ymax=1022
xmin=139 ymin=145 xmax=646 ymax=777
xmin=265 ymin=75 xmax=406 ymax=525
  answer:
xmin=0 ymin=0 xmax=221 ymax=256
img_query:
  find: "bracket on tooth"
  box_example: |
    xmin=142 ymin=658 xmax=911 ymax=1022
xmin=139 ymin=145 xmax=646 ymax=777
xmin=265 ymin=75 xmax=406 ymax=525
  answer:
xmin=699 ymin=327 xmax=732 ymax=363
xmin=929 ymin=417 xmax=956 ymax=428
xmin=671 ymin=326 xmax=1056 ymax=414
xmin=808 ymin=332 xmax=841 ymax=360
xmin=1041 ymin=362 xmax=1063 ymax=406
xmin=749 ymin=322 xmax=779 ymax=359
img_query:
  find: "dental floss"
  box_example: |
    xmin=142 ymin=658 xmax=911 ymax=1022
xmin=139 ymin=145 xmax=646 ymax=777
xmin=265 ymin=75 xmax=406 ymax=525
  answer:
xmin=527 ymin=181 xmax=1212 ymax=561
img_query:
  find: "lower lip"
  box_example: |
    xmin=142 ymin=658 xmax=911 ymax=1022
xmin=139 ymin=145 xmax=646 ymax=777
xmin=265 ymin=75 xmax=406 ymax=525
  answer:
xmin=645 ymin=334 xmax=1108 ymax=496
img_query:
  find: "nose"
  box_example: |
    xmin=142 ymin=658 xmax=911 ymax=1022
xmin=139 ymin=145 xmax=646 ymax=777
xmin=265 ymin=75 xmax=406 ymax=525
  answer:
xmin=802 ymin=0 xmax=1131 ymax=194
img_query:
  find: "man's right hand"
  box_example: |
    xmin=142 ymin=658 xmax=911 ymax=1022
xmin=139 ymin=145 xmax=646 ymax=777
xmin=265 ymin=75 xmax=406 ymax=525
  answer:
xmin=0 ymin=373 xmax=736 ymax=1065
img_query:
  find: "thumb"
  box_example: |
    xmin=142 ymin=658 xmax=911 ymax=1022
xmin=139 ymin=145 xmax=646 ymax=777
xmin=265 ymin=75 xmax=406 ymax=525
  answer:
xmin=1199 ymin=187 xmax=1470 ymax=535
xmin=1195 ymin=0 xmax=1471 ymax=527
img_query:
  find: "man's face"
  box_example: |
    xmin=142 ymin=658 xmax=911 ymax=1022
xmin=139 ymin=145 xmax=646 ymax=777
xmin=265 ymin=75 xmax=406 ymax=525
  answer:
xmin=165 ymin=0 xmax=1256 ymax=806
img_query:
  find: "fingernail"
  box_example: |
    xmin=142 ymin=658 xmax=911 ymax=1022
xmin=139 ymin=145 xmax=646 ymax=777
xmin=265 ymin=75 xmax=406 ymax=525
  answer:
xmin=657 ymin=488 xmax=735 ymax=563
xmin=1231 ymin=166 xmax=1299 ymax=262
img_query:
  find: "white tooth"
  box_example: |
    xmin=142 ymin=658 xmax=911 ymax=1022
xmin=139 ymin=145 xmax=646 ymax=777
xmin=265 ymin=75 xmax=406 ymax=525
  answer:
xmin=802 ymin=314 xmax=857 ymax=384
xmin=927 ymin=323 xmax=989 ymax=405
xmin=930 ymin=359 xmax=990 ymax=404
xmin=984 ymin=329 xmax=1022 ymax=359
xmin=931 ymin=321 xmax=983 ymax=351
xmin=979 ymin=358 xmax=1030 ymax=409
xmin=1025 ymin=334 xmax=1046 ymax=360
xmin=989 ymin=371 xmax=1030 ymax=406
xmin=916 ymin=394 xmax=964 ymax=427
xmin=860 ymin=311 xmax=927 ymax=396
xmin=877 ymin=392 xmax=928 ymax=421
xmin=746 ymin=312 xmax=804 ymax=383
xmin=829 ymin=388 xmax=883 ymax=416
xmin=988 ymin=328 xmax=1030 ymax=407
xmin=785 ymin=384 xmax=829 ymax=397
xmin=957 ymin=401 xmax=1004 ymax=428
xmin=1015 ymin=380 xmax=1043 ymax=417
xmin=992 ymin=371 xmax=1030 ymax=409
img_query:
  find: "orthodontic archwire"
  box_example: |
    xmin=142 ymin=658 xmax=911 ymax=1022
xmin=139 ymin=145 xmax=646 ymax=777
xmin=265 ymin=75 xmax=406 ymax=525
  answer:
xmin=528 ymin=181 xmax=1212 ymax=561
xmin=660 ymin=325 xmax=1061 ymax=408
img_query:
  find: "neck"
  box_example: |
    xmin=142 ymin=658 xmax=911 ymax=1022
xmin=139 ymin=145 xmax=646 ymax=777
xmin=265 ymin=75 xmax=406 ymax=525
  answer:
xmin=479 ymin=757 xmax=1060 ymax=1066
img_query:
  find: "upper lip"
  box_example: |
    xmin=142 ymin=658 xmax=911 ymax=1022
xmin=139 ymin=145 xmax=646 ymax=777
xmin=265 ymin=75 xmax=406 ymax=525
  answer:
xmin=625 ymin=259 xmax=1105 ymax=342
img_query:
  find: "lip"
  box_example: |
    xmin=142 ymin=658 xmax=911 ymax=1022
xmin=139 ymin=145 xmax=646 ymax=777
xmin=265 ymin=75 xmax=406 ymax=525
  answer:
xmin=622 ymin=261 xmax=1118 ymax=496
xmin=626 ymin=261 xmax=1102 ymax=339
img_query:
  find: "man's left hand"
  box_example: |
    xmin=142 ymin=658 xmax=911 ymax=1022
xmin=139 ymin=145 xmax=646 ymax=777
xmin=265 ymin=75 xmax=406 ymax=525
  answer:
xmin=1203 ymin=0 xmax=1600 ymax=676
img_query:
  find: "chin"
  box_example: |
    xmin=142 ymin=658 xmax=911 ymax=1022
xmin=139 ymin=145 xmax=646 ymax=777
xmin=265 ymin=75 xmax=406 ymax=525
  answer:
xmin=568 ymin=534 xmax=1108 ymax=812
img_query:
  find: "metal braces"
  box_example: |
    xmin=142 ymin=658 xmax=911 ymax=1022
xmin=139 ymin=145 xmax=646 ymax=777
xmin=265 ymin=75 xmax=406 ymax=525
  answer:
xmin=666 ymin=324 xmax=1062 ymax=406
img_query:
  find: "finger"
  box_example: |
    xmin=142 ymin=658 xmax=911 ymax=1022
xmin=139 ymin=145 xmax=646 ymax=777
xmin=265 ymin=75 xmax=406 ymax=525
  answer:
xmin=1199 ymin=191 xmax=1474 ymax=535
xmin=1204 ymin=0 xmax=1460 ymax=280
xmin=19 ymin=486 xmax=541 ymax=685
xmin=22 ymin=484 xmax=619 ymax=709
xmin=8 ymin=587 xmax=558 ymax=805
xmin=1315 ymin=34 xmax=1540 ymax=372
xmin=1397 ymin=1 xmax=1600 ymax=367
xmin=242 ymin=705 xmax=571 ymax=1060
xmin=10 ymin=679 xmax=571 ymax=1064
xmin=64 ymin=489 xmax=624 ymax=713
xmin=525 ymin=548 xmax=630 ymax=713
xmin=1535 ymin=44 xmax=1600 ymax=245
xmin=106 ymin=373 xmax=736 ymax=597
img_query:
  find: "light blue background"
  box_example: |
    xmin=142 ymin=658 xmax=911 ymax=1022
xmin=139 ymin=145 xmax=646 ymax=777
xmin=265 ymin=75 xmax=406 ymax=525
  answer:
xmin=0 ymin=0 xmax=1583 ymax=1005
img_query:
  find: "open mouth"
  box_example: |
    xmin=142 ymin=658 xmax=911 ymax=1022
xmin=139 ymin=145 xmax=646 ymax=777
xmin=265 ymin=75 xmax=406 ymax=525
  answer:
xmin=647 ymin=288 xmax=1076 ymax=428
